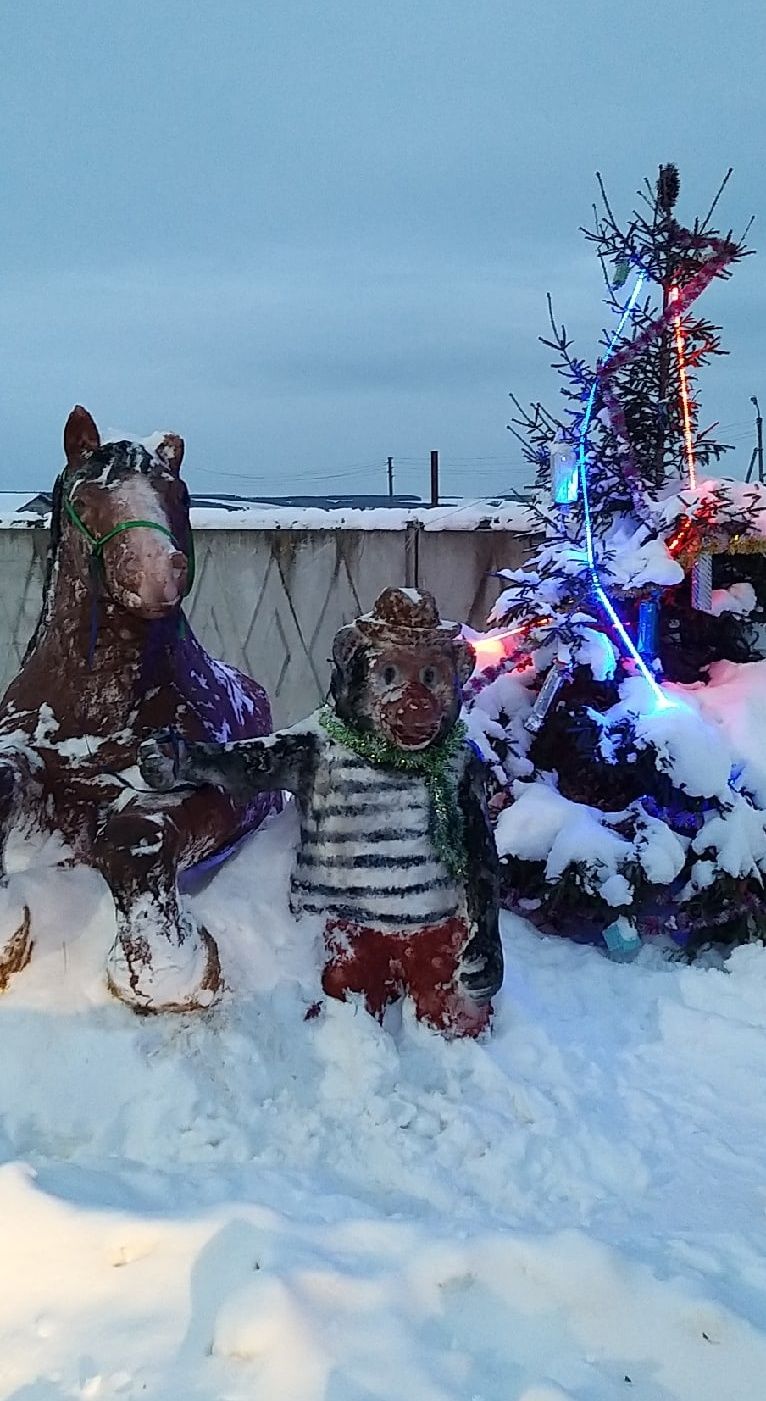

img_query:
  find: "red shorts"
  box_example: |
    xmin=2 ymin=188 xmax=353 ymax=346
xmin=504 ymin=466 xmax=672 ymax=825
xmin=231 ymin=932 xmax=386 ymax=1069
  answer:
xmin=322 ymin=914 xmax=491 ymax=1038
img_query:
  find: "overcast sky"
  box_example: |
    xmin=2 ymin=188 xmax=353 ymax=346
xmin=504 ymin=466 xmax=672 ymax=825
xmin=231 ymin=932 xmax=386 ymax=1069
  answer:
xmin=2 ymin=0 xmax=765 ymax=500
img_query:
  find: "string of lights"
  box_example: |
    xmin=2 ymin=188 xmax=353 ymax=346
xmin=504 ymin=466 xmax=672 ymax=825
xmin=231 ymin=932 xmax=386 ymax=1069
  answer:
xmin=576 ymin=273 xmax=671 ymax=706
xmin=670 ymin=284 xmax=697 ymax=491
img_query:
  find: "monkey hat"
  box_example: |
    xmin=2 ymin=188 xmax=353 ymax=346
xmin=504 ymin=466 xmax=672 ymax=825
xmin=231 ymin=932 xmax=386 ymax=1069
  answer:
xmin=335 ymin=586 xmax=474 ymax=653
xmin=357 ymin=586 xmax=460 ymax=644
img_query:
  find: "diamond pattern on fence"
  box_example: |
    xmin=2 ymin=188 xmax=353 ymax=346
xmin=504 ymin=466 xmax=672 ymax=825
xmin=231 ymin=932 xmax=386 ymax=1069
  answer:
xmin=187 ymin=530 xmax=403 ymax=726
xmin=0 ymin=526 xmax=530 ymax=728
xmin=0 ymin=534 xmax=48 ymax=697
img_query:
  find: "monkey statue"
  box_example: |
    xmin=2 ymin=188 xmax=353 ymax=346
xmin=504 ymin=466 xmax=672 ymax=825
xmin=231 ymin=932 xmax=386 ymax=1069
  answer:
xmin=138 ymin=587 xmax=503 ymax=1036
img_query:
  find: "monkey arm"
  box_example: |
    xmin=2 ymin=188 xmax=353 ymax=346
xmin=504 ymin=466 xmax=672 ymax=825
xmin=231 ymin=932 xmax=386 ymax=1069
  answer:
xmin=457 ymin=749 xmax=504 ymax=1002
xmin=139 ymin=728 xmax=318 ymax=800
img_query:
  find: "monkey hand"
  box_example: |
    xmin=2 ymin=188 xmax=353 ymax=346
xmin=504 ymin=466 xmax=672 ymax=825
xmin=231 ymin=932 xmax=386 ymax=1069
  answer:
xmin=138 ymin=729 xmax=189 ymax=791
xmin=459 ymin=931 xmax=503 ymax=1004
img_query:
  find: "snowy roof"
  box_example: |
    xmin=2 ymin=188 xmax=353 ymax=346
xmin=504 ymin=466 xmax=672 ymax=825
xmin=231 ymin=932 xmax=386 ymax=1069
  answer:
xmin=0 ymin=491 xmax=537 ymax=534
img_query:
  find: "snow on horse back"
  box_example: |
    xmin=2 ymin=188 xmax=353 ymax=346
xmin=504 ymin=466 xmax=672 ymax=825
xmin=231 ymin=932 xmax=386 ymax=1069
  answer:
xmin=0 ymin=406 xmax=278 ymax=1013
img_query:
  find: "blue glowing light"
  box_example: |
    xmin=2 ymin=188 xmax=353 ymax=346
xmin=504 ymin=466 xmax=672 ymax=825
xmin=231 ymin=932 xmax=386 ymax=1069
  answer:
xmin=637 ymin=597 xmax=660 ymax=662
xmin=577 ymin=273 xmax=672 ymax=709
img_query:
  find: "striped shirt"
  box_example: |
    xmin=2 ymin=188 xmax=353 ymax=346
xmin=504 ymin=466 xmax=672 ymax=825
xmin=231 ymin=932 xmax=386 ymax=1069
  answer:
xmin=291 ymin=730 xmax=465 ymax=929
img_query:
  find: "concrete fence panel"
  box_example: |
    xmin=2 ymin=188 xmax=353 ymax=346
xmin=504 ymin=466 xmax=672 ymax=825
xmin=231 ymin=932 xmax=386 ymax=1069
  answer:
xmin=0 ymin=513 xmax=532 ymax=727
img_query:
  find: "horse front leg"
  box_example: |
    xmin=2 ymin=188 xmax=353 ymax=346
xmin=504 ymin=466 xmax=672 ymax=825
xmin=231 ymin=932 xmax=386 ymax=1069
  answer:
xmin=95 ymin=788 xmax=271 ymax=1013
xmin=0 ymin=754 xmax=35 ymax=989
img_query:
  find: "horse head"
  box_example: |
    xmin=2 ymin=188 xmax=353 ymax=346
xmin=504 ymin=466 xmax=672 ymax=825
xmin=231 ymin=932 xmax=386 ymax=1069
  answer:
xmin=59 ymin=406 xmax=193 ymax=620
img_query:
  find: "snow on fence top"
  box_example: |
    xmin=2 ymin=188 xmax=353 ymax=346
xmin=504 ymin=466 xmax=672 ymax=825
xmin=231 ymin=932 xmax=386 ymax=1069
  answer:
xmin=0 ymin=493 xmax=537 ymax=533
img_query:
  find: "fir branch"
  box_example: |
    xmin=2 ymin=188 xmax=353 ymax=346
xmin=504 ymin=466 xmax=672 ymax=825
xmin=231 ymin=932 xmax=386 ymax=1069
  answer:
xmin=699 ymin=167 xmax=733 ymax=234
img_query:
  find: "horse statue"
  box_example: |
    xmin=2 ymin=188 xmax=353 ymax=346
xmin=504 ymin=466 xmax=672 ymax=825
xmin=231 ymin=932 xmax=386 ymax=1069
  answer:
xmin=0 ymin=406 xmax=278 ymax=1012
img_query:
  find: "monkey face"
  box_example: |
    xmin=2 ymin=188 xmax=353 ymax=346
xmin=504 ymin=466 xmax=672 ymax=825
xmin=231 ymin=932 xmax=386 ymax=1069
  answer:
xmin=369 ymin=643 xmax=460 ymax=750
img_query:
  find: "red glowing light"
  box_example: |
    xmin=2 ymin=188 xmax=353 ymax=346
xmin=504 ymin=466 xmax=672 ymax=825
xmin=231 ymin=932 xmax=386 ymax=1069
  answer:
xmin=666 ymin=515 xmax=695 ymax=557
xmin=470 ymin=617 xmax=552 ymax=670
xmin=471 ymin=634 xmax=513 ymax=666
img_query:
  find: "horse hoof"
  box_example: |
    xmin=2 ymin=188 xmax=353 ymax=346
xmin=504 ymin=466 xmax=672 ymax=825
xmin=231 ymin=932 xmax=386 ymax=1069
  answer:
xmin=106 ymin=918 xmax=221 ymax=1015
xmin=0 ymin=904 xmax=32 ymax=991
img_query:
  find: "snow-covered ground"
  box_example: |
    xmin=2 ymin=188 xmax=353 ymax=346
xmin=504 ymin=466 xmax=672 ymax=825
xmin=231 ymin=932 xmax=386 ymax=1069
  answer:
xmin=1 ymin=803 xmax=766 ymax=1400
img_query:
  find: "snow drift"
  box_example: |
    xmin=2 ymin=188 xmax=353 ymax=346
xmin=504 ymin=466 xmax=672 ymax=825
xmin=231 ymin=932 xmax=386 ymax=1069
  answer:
xmin=1 ymin=805 xmax=766 ymax=1397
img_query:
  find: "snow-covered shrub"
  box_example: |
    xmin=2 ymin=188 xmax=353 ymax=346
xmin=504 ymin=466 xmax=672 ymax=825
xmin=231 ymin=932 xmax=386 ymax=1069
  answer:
xmin=466 ymin=660 xmax=766 ymax=950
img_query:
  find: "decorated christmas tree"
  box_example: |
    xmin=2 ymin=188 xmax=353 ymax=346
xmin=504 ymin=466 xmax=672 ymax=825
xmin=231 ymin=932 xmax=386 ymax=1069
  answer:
xmin=467 ymin=167 xmax=766 ymax=956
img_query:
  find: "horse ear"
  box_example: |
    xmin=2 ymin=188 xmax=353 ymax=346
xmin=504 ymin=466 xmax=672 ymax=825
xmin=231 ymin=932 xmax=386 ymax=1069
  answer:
xmin=64 ymin=406 xmax=100 ymax=469
xmin=155 ymin=433 xmax=185 ymax=474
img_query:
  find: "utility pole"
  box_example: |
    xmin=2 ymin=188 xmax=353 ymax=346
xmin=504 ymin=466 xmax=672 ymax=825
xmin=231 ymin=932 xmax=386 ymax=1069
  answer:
xmin=387 ymin=456 xmax=394 ymax=498
xmin=430 ymin=449 xmax=439 ymax=507
xmin=747 ymin=395 xmax=764 ymax=483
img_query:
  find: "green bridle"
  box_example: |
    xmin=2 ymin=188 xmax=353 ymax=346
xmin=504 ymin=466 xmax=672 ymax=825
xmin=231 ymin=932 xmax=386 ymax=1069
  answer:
xmin=63 ymin=488 xmax=196 ymax=596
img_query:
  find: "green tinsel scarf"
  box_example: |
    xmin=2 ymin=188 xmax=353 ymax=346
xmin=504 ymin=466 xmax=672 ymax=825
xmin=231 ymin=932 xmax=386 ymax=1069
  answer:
xmin=318 ymin=706 xmax=467 ymax=880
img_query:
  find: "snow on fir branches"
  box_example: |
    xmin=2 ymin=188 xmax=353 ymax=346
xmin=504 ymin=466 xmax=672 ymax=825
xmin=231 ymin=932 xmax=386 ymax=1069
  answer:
xmin=500 ymin=164 xmax=765 ymax=685
xmin=471 ymin=166 xmax=766 ymax=954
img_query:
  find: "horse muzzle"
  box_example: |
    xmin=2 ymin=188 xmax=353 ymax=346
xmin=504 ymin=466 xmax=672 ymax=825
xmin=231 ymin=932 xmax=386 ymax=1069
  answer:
xmin=109 ymin=544 xmax=189 ymax=619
